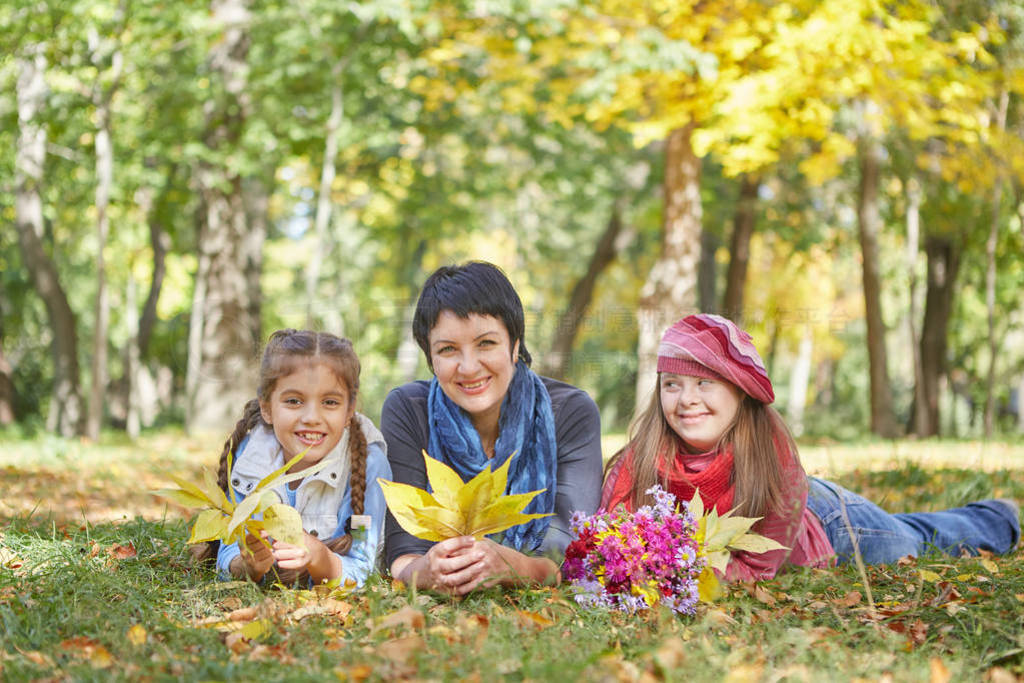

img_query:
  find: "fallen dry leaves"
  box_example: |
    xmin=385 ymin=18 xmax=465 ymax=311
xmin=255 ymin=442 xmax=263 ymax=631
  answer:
xmin=59 ymin=636 xmax=115 ymax=668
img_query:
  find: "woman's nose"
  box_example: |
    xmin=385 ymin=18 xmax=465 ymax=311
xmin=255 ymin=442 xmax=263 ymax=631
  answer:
xmin=457 ymin=350 xmax=481 ymax=374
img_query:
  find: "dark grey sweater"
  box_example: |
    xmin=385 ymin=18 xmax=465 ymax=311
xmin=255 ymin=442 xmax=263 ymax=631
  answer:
xmin=381 ymin=376 xmax=603 ymax=567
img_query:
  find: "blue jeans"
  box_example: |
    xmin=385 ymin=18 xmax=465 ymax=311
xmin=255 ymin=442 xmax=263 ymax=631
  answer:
xmin=806 ymin=477 xmax=1020 ymax=565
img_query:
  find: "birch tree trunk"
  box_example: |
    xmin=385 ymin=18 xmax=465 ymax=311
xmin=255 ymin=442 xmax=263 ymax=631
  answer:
xmin=186 ymin=0 xmax=260 ymax=434
xmin=905 ymin=176 xmax=929 ymax=437
xmin=635 ymin=124 xmax=702 ymax=410
xmin=86 ymin=106 xmax=112 ymax=440
xmin=85 ymin=43 xmax=122 ymax=438
xmin=786 ymin=327 xmax=813 ymax=437
xmin=125 ymin=271 xmax=141 ymax=439
xmin=983 ymin=89 xmax=1009 ymax=437
xmin=306 ymin=63 xmax=343 ymax=328
xmin=15 ymin=50 xmax=84 ymax=437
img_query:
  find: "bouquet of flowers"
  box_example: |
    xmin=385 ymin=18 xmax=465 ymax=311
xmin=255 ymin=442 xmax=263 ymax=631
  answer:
xmin=562 ymin=486 xmax=786 ymax=614
xmin=561 ymin=486 xmax=704 ymax=615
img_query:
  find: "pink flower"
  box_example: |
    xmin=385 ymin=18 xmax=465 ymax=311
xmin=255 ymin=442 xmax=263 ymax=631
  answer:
xmin=562 ymin=485 xmax=704 ymax=615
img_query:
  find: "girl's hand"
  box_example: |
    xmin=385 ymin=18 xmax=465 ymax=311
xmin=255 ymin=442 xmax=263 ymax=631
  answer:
xmin=270 ymin=537 xmax=312 ymax=570
xmin=235 ymin=531 xmax=274 ymax=580
xmin=272 ymin=532 xmax=342 ymax=584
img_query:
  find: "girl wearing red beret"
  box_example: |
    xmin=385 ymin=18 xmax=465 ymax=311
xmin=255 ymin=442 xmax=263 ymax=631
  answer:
xmin=602 ymin=314 xmax=1019 ymax=581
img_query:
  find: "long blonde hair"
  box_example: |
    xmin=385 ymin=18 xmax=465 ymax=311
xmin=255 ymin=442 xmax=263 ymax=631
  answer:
xmin=605 ymin=374 xmax=798 ymax=518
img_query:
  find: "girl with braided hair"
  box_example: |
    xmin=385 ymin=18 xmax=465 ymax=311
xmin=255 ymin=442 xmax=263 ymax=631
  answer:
xmin=211 ymin=329 xmax=391 ymax=587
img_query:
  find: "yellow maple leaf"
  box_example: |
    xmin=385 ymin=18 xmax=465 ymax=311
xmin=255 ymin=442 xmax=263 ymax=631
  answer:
xmin=154 ymin=447 xmax=329 ymax=550
xmin=687 ymin=489 xmax=788 ymax=600
xmin=378 ymin=450 xmax=552 ymax=541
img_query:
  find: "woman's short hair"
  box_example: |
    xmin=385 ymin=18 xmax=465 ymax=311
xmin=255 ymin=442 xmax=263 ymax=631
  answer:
xmin=412 ymin=261 xmax=532 ymax=367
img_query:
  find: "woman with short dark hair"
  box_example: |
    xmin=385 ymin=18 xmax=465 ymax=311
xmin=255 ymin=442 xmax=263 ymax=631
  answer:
xmin=382 ymin=262 xmax=603 ymax=593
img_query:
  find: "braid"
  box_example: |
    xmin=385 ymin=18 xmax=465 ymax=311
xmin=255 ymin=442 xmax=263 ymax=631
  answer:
xmin=347 ymin=414 xmax=368 ymax=516
xmin=304 ymin=416 xmax=367 ymax=566
xmin=218 ymin=399 xmax=264 ymax=493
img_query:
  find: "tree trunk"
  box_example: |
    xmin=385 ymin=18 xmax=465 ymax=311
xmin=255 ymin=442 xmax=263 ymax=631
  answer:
xmin=697 ymin=229 xmax=718 ymax=314
xmin=635 ymin=124 xmax=702 ymax=410
xmin=87 ymin=102 xmax=116 ymax=440
xmin=1017 ymin=372 xmax=1024 ymax=433
xmin=243 ymin=173 xmax=269 ymax=343
xmin=306 ymin=63 xmax=344 ymax=328
xmin=544 ymin=202 xmax=624 ymax=380
xmin=905 ymin=176 xmax=928 ymax=437
xmin=983 ymin=89 xmax=1009 ymax=437
xmin=125 ymin=270 xmax=141 ymax=440
xmin=186 ymin=0 xmax=260 ymax=434
xmin=84 ymin=21 xmax=124 ymax=440
xmin=919 ymin=235 xmax=961 ymax=437
xmin=0 ymin=328 xmax=14 ymax=425
xmin=786 ymin=326 xmax=813 ymax=437
xmin=138 ymin=168 xmax=174 ymax=359
xmin=856 ymin=132 xmax=899 ymax=437
xmin=722 ymin=174 xmax=759 ymax=321
xmin=15 ymin=51 xmax=83 ymax=437
xmin=396 ymin=239 xmax=427 ymax=382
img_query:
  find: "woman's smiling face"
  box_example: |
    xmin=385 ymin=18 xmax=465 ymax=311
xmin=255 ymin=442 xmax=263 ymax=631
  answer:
xmin=428 ymin=311 xmax=519 ymax=434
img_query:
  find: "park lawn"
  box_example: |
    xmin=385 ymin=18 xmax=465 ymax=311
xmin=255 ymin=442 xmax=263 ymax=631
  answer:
xmin=1 ymin=431 xmax=1022 ymax=681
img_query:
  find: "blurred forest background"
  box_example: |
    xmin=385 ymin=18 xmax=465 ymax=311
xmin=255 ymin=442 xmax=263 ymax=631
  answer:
xmin=2 ymin=0 xmax=1023 ymax=444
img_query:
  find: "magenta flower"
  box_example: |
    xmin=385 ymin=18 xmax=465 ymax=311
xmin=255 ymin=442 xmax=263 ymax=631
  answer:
xmin=561 ymin=485 xmax=704 ymax=615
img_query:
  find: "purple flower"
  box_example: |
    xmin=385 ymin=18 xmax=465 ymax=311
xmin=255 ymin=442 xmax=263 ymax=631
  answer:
xmin=561 ymin=485 xmax=705 ymax=615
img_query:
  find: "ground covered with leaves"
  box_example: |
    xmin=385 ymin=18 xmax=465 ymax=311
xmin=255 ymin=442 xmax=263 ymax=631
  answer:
xmin=1 ymin=432 xmax=1022 ymax=681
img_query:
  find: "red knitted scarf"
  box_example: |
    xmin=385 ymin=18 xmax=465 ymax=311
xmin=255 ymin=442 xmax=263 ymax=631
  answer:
xmin=657 ymin=445 xmax=735 ymax=514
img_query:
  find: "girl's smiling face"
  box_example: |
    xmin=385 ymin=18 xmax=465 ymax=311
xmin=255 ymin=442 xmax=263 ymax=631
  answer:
xmin=259 ymin=362 xmax=354 ymax=471
xmin=659 ymin=372 xmax=743 ymax=453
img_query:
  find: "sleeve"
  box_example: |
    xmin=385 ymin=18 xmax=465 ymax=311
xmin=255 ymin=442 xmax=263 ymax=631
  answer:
xmin=337 ymin=440 xmax=392 ymax=587
xmin=724 ymin=454 xmax=807 ymax=582
xmin=540 ymin=387 xmax=604 ymax=558
xmin=599 ymin=451 xmax=636 ymax=514
xmin=381 ymin=386 xmax=436 ymax=568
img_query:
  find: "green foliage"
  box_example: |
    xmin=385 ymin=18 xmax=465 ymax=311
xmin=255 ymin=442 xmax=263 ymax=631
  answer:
xmin=1 ymin=0 xmax=1023 ymax=441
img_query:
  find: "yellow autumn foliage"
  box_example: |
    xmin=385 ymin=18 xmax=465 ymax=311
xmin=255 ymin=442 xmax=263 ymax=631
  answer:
xmin=378 ymin=450 xmax=551 ymax=542
xmin=154 ymin=450 xmax=329 ymax=551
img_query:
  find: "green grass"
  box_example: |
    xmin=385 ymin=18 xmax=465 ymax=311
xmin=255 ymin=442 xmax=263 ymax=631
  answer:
xmin=1 ymin=431 xmax=1022 ymax=680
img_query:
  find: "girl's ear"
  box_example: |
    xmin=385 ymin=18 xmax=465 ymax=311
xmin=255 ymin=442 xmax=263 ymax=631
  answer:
xmin=259 ymin=401 xmax=272 ymax=424
xmin=511 ymin=339 xmax=521 ymax=363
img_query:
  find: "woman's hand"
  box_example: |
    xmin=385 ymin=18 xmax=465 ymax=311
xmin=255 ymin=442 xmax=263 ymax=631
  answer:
xmin=391 ymin=536 xmax=480 ymax=594
xmin=392 ymin=537 xmax=560 ymax=595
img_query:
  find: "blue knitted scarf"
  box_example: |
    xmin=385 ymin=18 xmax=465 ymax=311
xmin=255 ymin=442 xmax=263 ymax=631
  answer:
xmin=427 ymin=361 xmax=557 ymax=552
